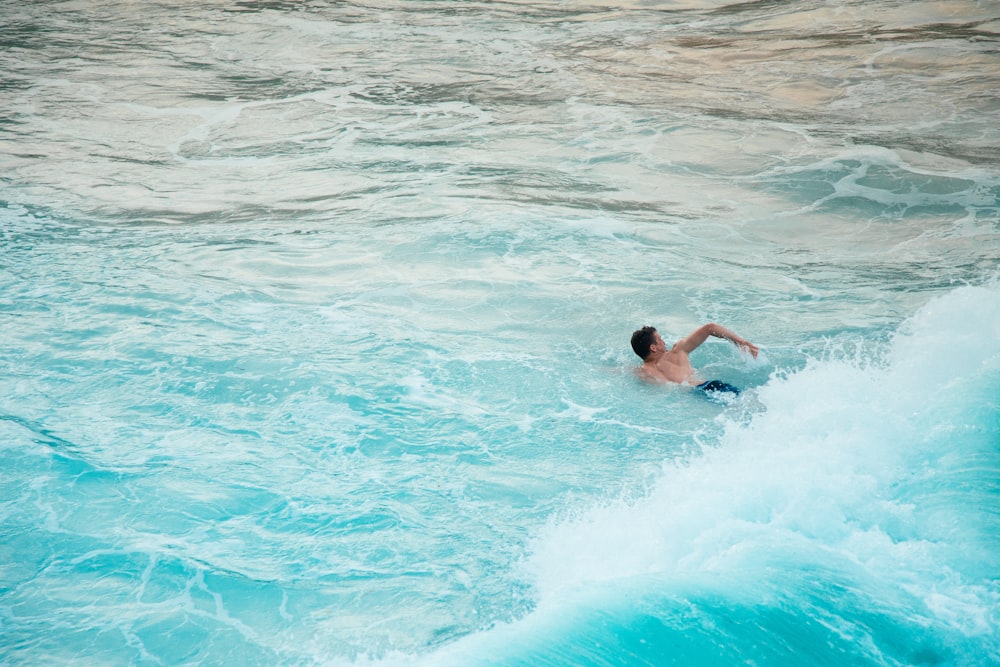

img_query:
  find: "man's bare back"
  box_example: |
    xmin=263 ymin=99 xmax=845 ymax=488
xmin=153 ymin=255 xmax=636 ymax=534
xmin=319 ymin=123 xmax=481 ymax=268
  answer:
xmin=631 ymin=323 xmax=759 ymax=386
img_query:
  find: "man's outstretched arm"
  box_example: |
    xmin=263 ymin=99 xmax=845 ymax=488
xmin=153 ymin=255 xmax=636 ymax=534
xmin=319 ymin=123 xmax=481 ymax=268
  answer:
xmin=673 ymin=323 xmax=759 ymax=357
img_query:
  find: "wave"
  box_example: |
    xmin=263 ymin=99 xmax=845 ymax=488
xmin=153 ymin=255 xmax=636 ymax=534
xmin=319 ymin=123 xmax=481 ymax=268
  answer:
xmin=393 ymin=282 xmax=1000 ymax=667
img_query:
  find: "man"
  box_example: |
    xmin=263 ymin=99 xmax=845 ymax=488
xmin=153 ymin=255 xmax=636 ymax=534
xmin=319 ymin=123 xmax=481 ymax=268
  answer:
xmin=630 ymin=323 xmax=759 ymax=395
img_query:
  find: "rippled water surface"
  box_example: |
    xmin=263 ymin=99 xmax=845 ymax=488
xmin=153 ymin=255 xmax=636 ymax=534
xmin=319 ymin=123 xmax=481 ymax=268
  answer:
xmin=1 ymin=1 xmax=999 ymax=665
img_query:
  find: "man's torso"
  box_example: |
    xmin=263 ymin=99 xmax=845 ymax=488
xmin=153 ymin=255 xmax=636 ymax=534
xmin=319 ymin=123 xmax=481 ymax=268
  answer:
xmin=643 ymin=350 xmax=700 ymax=385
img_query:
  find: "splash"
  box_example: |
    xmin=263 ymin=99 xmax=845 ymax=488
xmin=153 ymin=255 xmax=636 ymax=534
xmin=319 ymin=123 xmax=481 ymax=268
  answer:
xmin=413 ymin=283 xmax=1000 ymax=666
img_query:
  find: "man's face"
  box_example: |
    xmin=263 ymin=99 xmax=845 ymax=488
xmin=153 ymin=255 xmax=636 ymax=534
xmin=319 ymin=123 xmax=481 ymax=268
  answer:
xmin=651 ymin=331 xmax=666 ymax=354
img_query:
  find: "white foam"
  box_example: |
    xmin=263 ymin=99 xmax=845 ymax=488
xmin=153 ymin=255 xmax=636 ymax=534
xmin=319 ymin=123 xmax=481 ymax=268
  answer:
xmin=525 ymin=283 xmax=1000 ymax=623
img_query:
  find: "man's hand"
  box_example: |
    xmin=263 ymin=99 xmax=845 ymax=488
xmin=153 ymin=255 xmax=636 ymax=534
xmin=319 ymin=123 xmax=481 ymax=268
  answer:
xmin=737 ymin=339 xmax=759 ymax=358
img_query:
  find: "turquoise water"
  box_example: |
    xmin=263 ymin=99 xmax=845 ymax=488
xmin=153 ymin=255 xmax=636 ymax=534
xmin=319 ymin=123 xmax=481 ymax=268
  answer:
xmin=2 ymin=1 xmax=999 ymax=665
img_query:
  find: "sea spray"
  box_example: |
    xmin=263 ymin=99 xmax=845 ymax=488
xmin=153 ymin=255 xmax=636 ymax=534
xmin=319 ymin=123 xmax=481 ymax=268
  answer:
xmin=410 ymin=283 xmax=1000 ymax=666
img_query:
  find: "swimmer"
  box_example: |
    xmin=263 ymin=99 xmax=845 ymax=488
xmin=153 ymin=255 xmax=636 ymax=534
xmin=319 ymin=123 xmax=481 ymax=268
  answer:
xmin=630 ymin=323 xmax=758 ymax=394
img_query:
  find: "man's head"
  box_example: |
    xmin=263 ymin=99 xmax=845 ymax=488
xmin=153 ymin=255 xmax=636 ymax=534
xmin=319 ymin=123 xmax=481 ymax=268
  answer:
xmin=631 ymin=326 xmax=659 ymax=360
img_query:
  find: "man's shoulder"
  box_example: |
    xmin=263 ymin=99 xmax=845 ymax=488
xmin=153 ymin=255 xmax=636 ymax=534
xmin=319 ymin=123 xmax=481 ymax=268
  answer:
xmin=636 ymin=362 xmax=667 ymax=384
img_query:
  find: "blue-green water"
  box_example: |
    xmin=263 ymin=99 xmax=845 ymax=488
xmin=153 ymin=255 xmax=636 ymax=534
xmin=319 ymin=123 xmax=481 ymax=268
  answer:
xmin=1 ymin=1 xmax=999 ymax=665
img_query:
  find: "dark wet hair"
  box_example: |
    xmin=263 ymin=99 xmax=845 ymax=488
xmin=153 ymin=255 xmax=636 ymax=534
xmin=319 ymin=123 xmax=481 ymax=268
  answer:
xmin=630 ymin=326 xmax=657 ymax=360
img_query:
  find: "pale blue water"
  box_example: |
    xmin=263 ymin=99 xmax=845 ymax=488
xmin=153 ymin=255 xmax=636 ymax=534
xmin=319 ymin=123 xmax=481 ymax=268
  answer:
xmin=1 ymin=1 xmax=999 ymax=665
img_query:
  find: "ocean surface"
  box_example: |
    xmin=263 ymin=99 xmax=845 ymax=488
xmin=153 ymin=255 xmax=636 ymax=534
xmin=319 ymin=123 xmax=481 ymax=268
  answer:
xmin=2 ymin=1 xmax=999 ymax=665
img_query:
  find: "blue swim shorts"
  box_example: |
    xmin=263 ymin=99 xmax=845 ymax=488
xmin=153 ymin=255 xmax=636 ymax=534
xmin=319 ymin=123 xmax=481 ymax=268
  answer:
xmin=695 ymin=380 xmax=741 ymax=396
